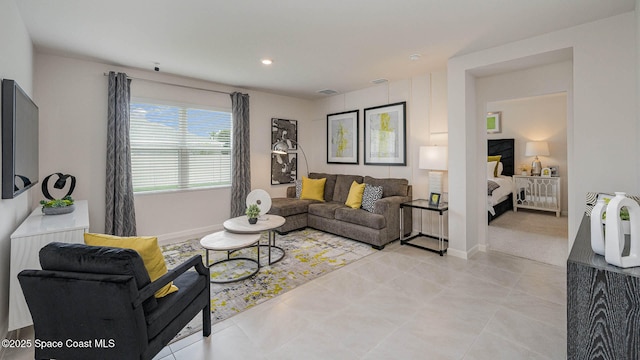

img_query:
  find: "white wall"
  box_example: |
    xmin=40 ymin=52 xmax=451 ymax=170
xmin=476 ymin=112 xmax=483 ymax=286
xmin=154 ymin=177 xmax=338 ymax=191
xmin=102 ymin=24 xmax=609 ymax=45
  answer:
xmin=310 ymin=74 xmax=449 ymax=234
xmin=0 ymin=0 xmax=34 ymax=342
xmin=34 ymin=53 xmax=314 ymax=243
xmin=448 ymin=12 xmax=636 ymax=257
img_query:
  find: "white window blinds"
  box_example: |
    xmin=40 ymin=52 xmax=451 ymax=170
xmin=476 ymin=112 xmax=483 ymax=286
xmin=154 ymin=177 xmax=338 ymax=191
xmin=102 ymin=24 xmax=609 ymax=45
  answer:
xmin=129 ymin=101 xmax=232 ymax=193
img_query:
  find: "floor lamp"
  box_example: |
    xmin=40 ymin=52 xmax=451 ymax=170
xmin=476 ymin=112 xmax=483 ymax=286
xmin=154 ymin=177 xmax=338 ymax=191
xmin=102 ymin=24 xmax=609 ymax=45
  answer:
xmin=272 ymin=139 xmax=309 ymax=177
xmin=419 ymin=146 xmax=448 ymax=195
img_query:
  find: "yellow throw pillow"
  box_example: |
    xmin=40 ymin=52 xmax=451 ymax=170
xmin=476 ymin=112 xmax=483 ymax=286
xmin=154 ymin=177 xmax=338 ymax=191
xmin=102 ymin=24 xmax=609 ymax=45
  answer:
xmin=84 ymin=233 xmax=178 ymax=298
xmin=300 ymin=177 xmax=326 ymax=201
xmin=487 ymin=155 xmax=502 ymax=177
xmin=345 ymin=181 xmax=366 ymax=209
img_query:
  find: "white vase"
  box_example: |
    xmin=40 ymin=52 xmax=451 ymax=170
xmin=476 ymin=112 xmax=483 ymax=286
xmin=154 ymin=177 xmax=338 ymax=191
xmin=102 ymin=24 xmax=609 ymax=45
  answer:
xmin=590 ymin=198 xmax=606 ymax=256
xmin=605 ymin=192 xmax=640 ymax=268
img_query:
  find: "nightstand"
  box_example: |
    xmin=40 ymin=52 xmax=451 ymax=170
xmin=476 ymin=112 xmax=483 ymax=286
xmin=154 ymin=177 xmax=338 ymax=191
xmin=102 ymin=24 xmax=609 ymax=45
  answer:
xmin=513 ymin=175 xmax=561 ymax=216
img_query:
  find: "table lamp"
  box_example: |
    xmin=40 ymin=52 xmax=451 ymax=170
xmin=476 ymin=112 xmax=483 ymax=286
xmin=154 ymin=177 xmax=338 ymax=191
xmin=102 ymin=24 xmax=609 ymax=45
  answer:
xmin=419 ymin=146 xmax=448 ymax=194
xmin=525 ymin=141 xmax=549 ymax=176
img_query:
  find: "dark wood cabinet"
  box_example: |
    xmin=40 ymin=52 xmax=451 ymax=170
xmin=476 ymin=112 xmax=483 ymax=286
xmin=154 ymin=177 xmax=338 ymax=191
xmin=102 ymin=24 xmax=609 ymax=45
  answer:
xmin=568 ymin=216 xmax=640 ymax=359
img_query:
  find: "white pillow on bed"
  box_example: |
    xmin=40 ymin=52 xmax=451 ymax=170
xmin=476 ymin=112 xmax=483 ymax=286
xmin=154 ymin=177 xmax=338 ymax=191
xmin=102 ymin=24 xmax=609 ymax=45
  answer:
xmin=487 ymin=161 xmax=498 ymax=178
xmin=496 ymin=162 xmax=504 ymax=176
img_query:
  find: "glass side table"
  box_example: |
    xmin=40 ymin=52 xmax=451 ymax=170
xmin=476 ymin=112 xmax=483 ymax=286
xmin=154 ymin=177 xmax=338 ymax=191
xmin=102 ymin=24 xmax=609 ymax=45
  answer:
xmin=399 ymin=199 xmax=449 ymax=256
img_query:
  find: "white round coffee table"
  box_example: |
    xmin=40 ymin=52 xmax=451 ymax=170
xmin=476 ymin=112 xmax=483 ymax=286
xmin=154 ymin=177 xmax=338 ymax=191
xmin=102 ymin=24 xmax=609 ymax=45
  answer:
xmin=223 ymin=215 xmax=286 ymax=265
xmin=200 ymin=231 xmax=261 ymax=283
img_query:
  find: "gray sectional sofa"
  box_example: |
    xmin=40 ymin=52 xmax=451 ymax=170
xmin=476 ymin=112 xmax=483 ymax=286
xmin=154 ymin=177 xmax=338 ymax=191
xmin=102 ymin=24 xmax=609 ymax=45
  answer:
xmin=268 ymin=173 xmax=412 ymax=249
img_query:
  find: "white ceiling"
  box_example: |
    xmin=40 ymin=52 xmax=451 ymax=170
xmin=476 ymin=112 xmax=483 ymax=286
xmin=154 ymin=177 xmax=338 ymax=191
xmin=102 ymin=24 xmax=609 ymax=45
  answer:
xmin=16 ymin=0 xmax=635 ymax=99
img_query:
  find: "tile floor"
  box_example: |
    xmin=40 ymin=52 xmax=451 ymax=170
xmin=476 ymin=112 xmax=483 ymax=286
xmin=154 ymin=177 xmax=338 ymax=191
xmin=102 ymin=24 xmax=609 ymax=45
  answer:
xmin=2 ymin=241 xmax=567 ymax=360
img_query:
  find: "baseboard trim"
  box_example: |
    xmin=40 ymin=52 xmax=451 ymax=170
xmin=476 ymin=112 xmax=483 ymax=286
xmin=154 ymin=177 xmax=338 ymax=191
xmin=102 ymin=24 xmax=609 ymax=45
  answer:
xmin=447 ymin=244 xmax=481 ymax=259
xmin=447 ymin=248 xmax=468 ymax=259
xmin=157 ymin=224 xmax=224 ymax=245
xmin=478 ymin=244 xmax=487 ymax=252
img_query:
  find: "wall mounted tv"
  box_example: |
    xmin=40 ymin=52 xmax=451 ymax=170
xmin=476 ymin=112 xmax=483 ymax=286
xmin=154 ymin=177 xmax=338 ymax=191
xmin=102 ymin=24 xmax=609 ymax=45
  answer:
xmin=2 ymin=79 xmax=39 ymax=199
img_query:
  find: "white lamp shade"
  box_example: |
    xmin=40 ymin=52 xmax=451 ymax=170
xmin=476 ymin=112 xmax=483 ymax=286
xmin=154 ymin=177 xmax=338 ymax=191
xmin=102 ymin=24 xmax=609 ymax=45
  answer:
xmin=525 ymin=141 xmax=550 ymax=157
xmin=419 ymin=146 xmax=447 ymax=170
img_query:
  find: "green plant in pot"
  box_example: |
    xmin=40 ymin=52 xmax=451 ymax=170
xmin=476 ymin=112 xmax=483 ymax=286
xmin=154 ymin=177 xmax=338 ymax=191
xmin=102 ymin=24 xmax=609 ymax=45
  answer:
xmin=40 ymin=195 xmax=75 ymax=215
xmin=246 ymin=204 xmax=261 ymax=224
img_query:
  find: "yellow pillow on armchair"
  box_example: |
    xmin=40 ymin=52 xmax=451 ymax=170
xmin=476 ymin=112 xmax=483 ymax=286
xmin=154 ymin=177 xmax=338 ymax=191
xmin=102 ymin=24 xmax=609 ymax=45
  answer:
xmin=84 ymin=233 xmax=178 ymax=298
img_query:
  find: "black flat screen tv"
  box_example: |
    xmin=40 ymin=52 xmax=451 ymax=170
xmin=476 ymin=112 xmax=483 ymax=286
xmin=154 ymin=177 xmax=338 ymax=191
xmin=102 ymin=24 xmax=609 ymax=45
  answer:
xmin=2 ymin=79 xmax=39 ymax=199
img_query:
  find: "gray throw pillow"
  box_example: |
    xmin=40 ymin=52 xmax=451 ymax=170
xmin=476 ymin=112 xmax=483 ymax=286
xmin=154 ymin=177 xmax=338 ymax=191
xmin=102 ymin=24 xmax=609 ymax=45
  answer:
xmin=295 ymin=179 xmax=302 ymax=198
xmin=361 ymin=184 xmax=383 ymax=212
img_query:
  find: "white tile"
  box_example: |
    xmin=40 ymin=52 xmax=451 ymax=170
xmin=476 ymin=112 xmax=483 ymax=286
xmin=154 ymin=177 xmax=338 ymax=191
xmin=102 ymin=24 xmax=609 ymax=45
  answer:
xmin=172 ymin=325 xmax=266 ymax=360
xmin=484 ymin=308 xmax=566 ymax=359
xmin=152 ymin=346 xmax=173 ymax=360
xmin=502 ymin=290 xmax=567 ymax=330
xmin=463 ymin=332 xmax=550 ymax=360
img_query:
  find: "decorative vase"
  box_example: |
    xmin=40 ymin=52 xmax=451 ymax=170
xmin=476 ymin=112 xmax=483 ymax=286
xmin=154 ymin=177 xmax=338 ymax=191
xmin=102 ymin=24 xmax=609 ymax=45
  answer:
xmin=590 ymin=198 xmax=606 ymax=256
xmin=605 ymin=192 xmax=640 ymax=268
xmin=248 ymin=217 xmax=258 ymax=224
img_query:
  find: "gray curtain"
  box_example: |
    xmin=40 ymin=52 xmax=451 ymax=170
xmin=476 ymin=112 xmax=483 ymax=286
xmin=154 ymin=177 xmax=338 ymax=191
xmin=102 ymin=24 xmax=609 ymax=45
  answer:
xmin=105 ymin=71 xmax=137 ymax=236
xmin=230 ymin=92 xmax=251 ymax=217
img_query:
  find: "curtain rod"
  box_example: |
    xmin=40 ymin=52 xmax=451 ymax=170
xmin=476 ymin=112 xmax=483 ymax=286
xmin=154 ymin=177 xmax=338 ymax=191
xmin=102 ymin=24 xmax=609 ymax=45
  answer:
xmin=103 ymin=72 xmax=232 ymax=95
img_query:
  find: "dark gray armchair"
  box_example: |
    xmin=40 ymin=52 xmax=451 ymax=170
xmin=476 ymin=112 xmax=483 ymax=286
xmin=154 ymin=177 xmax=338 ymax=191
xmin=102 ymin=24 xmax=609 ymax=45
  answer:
xmin=18 ymin=242 xmax=211 ymax=360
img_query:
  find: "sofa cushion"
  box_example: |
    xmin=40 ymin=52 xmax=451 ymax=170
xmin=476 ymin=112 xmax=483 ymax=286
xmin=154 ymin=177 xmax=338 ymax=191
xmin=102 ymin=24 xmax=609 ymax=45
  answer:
xmin=334 ymin=208 xmax=386 ymax=230
xmin=308 ymin=202 xmax=346 ymax=219
xmin=333 ymin=175 xmax=364 ymax=203
xmin=300 ymin=177 xmax=326 ymax=201
xmin=269 ymin=197 xmax=316 ymax=217
xmin=364 ymin=176 xmax=409 ymax=197
xmin=309 ymin=173 xmax=337 ymax=202
xmin=345 ymin=181 xmax=366 ymax=209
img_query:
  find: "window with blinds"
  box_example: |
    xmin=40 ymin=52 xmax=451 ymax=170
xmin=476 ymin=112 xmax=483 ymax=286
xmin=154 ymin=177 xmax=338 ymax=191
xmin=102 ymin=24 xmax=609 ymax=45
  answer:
xmin=129 ymin=100 xmax=232 ymax=193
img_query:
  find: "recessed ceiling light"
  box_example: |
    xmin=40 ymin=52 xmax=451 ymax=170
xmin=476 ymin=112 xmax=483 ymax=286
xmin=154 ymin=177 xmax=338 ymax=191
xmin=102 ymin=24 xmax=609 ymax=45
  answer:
xmin=409 ymin=54 xmax=421 ymax=61
xmin=371 ymin=78 xmax=388 ymax=84
xmin=261 ymin=59 xmax=273 ymax=65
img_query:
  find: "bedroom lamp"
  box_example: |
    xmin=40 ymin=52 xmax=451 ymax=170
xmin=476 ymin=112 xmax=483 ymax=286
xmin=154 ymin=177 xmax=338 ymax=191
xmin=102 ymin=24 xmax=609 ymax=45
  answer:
xmin=525 ymin=141 xmax=549 ymax=176
xmin=419 ymin=146 xmax=448 ymax=194
xmin=272 ymin=139 xmax=309 ymax=176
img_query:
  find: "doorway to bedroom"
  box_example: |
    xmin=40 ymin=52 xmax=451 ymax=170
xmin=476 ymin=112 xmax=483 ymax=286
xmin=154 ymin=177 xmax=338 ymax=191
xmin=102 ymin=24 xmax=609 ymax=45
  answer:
xmin=484 ymin=89 xmax=569 ymax=267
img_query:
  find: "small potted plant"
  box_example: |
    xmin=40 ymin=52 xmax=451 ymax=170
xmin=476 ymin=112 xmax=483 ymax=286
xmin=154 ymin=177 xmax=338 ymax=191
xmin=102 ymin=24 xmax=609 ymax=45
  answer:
xmin=245 ymin=204 xmax=260 ymax=224
xmin=40 ymin=195 xmax=75 ymax=215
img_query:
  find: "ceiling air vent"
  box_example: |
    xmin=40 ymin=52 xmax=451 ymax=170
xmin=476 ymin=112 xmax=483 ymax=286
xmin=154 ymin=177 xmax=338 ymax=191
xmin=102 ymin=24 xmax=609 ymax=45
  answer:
xmin=371 ymin=78 xmax=388 ymax=84
xmin=317 ymin=89 xmax=338 ymax=95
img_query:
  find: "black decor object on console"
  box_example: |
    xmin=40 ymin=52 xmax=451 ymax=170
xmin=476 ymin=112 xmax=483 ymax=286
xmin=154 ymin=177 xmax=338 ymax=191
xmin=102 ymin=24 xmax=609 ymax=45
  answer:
xmin=42 ymin=173 xmax=76 ymax=200
xmin=2 ymin=79 xmax=39 ymax=199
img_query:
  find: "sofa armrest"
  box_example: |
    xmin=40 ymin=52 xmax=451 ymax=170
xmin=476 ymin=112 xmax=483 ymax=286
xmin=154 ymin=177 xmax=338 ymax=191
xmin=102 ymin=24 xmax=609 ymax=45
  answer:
xmin=373 ymin=195 xmax=410 ymax=215
xmin=134 ymin=255 xmax=207 ymax=307
xmin=286 ymin=186 xmax=296 ymax=198
xmin=373 ymin=195 xmax=412 ymax=239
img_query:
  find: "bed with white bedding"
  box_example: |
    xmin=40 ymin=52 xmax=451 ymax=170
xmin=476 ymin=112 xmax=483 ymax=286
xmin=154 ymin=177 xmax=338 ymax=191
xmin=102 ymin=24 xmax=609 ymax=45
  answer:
xmin=487 ymin=139 xmax=515 ymax=223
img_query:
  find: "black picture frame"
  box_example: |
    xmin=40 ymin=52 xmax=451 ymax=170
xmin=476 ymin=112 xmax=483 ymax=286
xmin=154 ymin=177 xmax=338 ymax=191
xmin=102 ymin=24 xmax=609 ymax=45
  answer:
xmin=271 ymin=118 xmax=298 ymax=184
xmin=429 ymin=192 xmax=441 ymax=207
xmin=327 ymin=110 xmax=359 ymax=164
xmin=363 ymin=102 xmax=406 ymax=166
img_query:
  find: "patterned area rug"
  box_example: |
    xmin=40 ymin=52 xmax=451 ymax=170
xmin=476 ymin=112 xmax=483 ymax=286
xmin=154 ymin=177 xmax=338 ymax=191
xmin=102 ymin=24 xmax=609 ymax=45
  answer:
xmin=161 ymin=228 xmax=376 ymax=340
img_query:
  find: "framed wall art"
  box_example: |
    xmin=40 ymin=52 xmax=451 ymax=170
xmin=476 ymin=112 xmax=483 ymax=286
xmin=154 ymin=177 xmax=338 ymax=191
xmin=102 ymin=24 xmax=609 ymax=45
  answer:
xmin=271 ymin=118 xmax=298 ymax=184
xmin=327 ymin=110 xmax=359 ymax=164
xmin=363 ymin=102 xmax=406 ymax=166
xmin=486 ymin=112 xmax=501 ymax=134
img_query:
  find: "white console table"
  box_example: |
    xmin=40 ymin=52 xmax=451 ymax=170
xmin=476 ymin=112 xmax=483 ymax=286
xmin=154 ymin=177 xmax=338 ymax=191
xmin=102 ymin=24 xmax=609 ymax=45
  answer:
xmin=513 ymin=176 xmax=561 ymax=217
xmin=8 ymin=200 xmax=89 ymax=331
